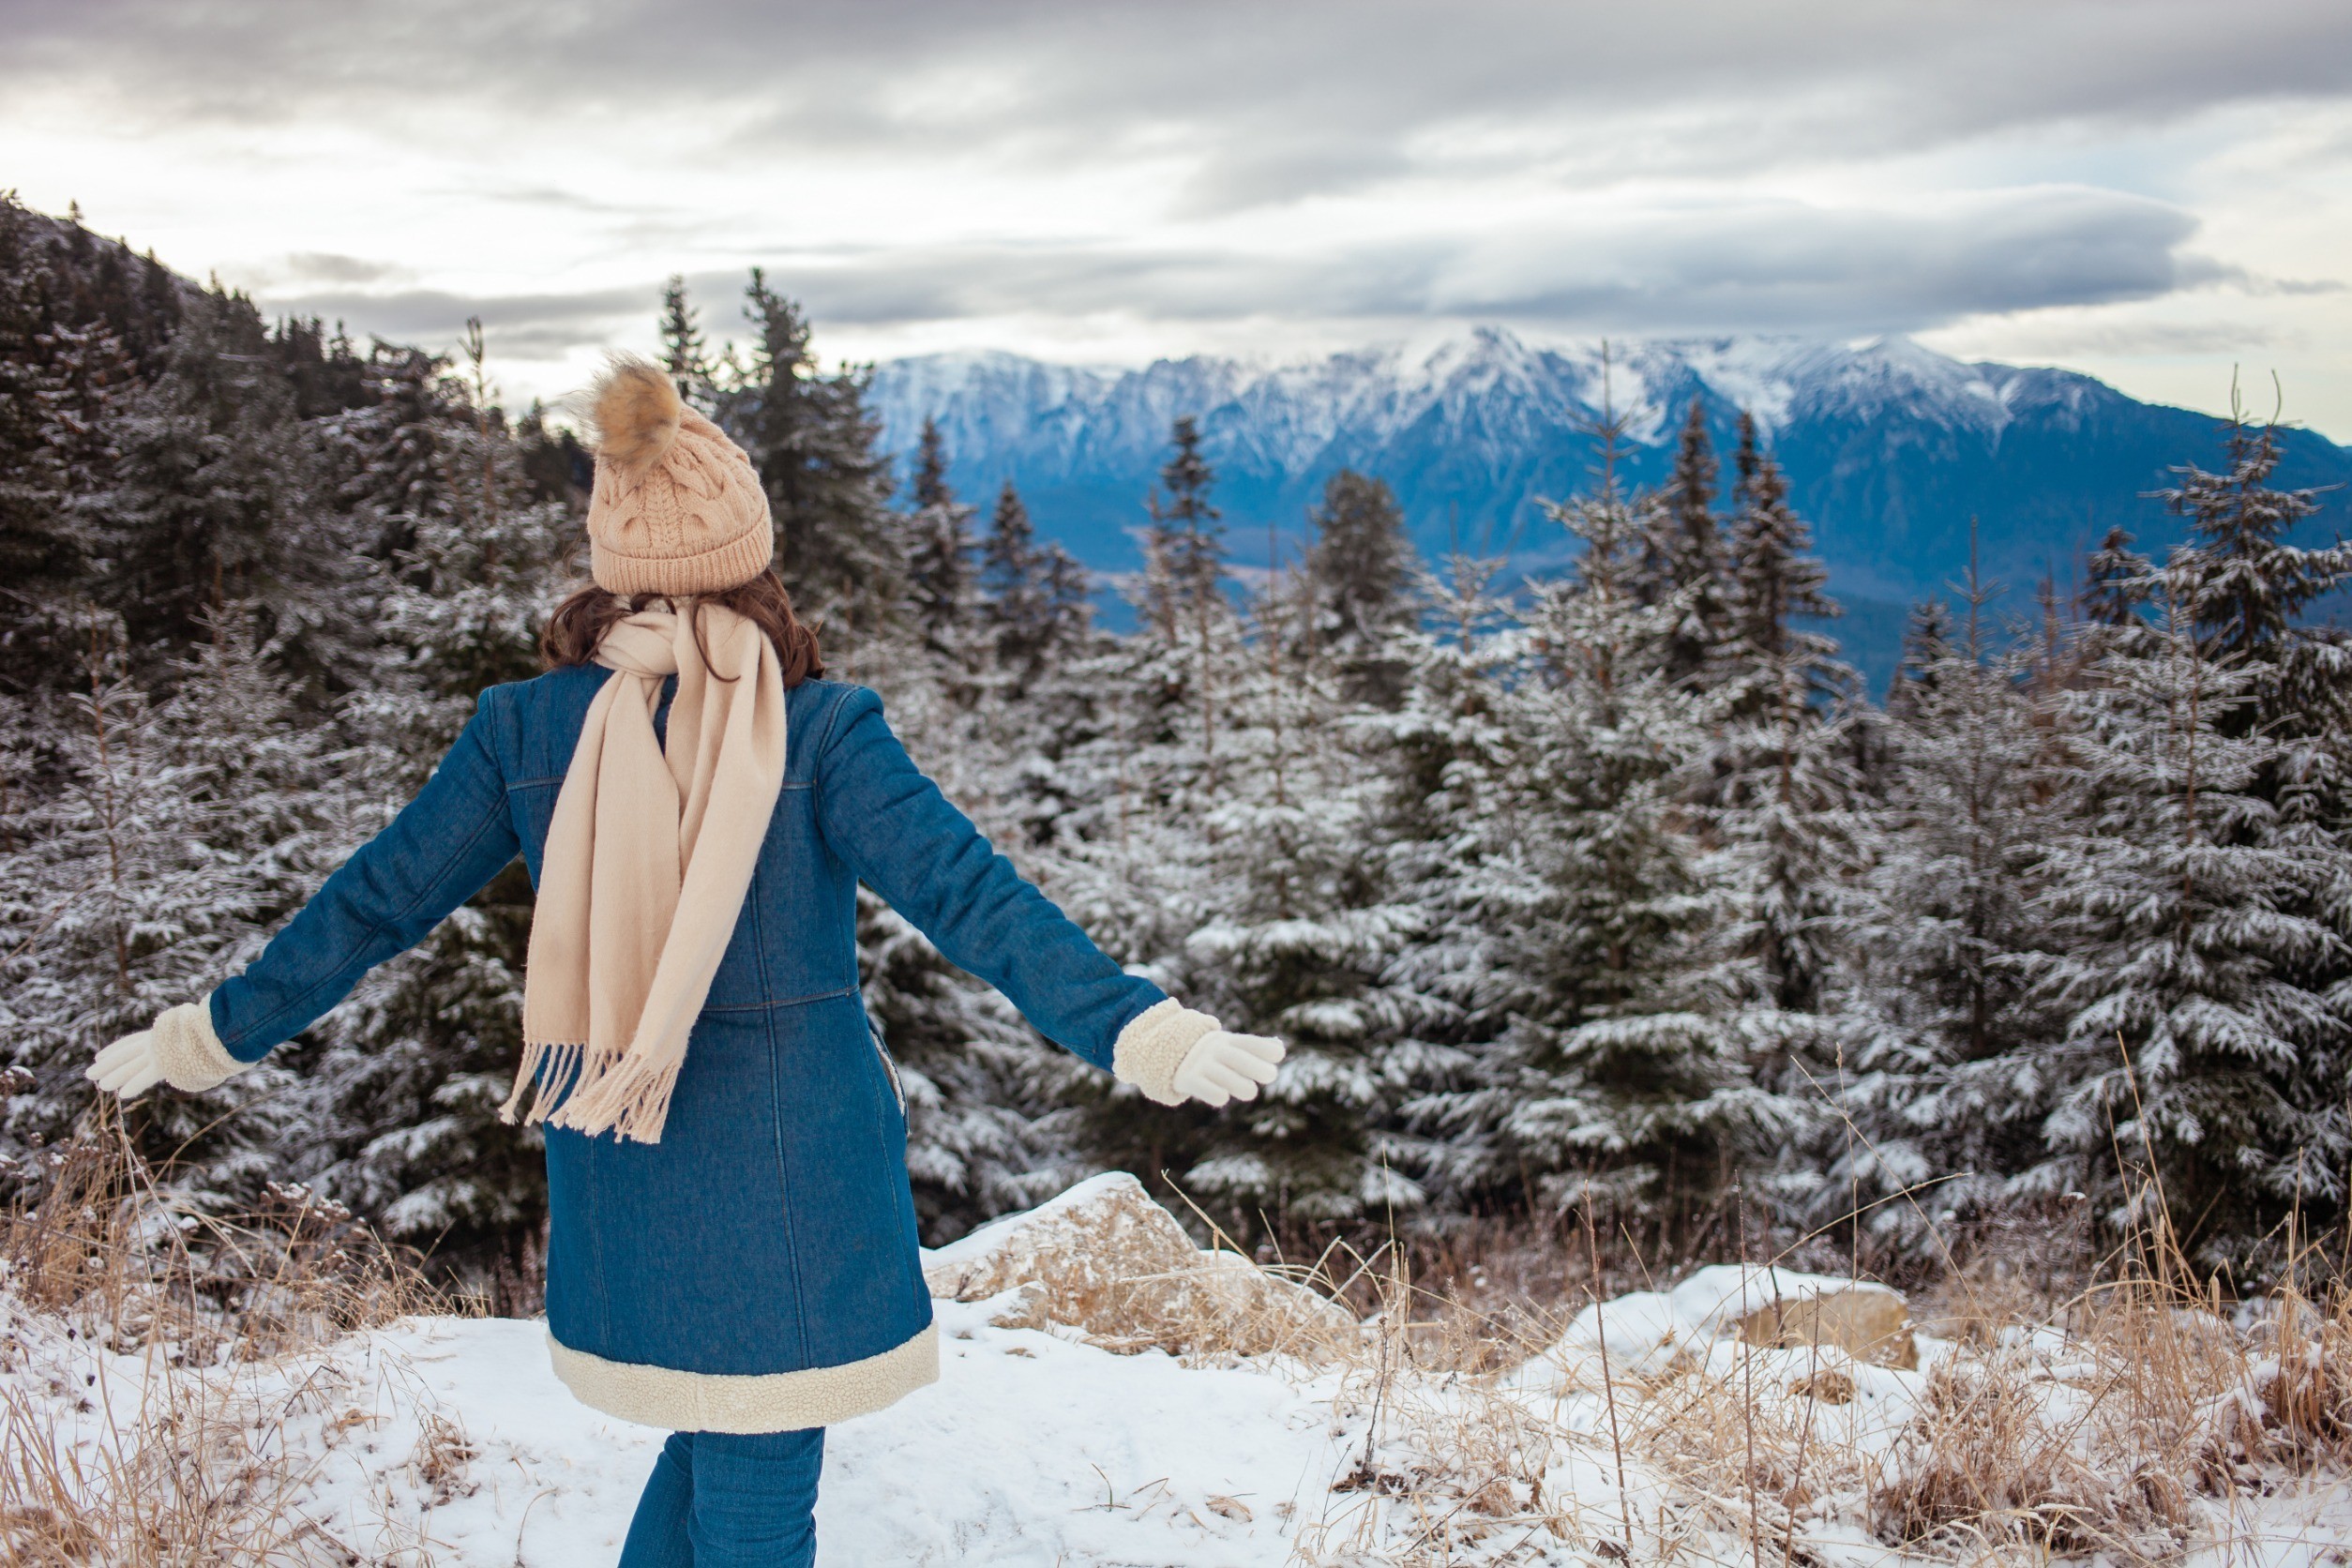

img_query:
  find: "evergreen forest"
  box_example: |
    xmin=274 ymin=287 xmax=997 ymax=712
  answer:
xmin=7 ymin=196 xmax=2350 ymax=1301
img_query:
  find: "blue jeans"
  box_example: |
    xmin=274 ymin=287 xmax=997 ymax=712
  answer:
xmin=618 ymin=1427 xmax=825 ymax=1567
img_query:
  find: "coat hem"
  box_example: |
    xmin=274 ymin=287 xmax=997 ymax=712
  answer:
xmin=547 ymin=1321 xmax=938 ymax=1433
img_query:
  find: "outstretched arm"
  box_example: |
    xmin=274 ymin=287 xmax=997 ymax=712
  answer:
xmin=811 ymin=686 xmax=1280 ymax=1105
xmin=89 ymin=688 xmax=525 ymax=1097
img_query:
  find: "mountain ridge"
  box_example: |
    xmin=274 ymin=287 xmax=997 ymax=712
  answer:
xmin=867 ymin=328 xmax=2352 ymax=684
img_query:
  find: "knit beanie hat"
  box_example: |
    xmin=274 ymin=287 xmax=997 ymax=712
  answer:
xmin=584 ymin=358 xmax=774 ymax=596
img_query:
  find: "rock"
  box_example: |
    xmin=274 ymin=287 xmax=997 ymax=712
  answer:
xmin=922 ymin=1172 xmax=1354 ymax=1358
xmin=1737 ymin=1286 xmax=1916 ymax=1370
xmin=1536 ymin=1264 xmax=1918 ymax=1380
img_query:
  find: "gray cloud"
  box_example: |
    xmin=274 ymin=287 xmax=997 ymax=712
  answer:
xmin=279 ymin=252 xmax=408 ymax=285
xmin=9 ymin=1 xmax=2352 ymax=209
xmin=701 ymin=186 xmax=2208 ymax=337
xmin=258 ymin=283 xmax=652 ymax=357
xmin=21 ymin=0 xmax=2340 ymax=372
xmin=270 ymin=182 xmax=2211 ymax=370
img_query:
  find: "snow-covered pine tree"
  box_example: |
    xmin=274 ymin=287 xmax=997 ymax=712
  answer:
xmin=1304 ymin=469 xmax=1414 ymax=706
xmin=91 ymin=285 xmax=375 ymax=703
xmin=1833 ymin=550 xmax=2069 ymax=1253
xmin=1432 ymin=456 xmax=1752 ymax=1232
xmin=1642 ymin=399 xmax=1733 ymax=687
xmin=2026 ymin=575 xmax=2348 ymax=1274
xmin=903 ymin=417 xmax=979 ymax=666
xmin=1372 ymin=550 xmax=1524 ymax=1216
xmin=1152 ymin=505 xmax=1441 ymax=1235
xmin=1702 ymin=417 xmax=1862 ymax=1000
xmin=716 ymin=270 xmax=902 ymax=648
xmin=1145 ymin=416 xmax=1226 ymax=710
xmin=0 ymin=608 xmax=352 ymax=1200
xmin=292 ymin=333 xmax=578 ymax=1298
xmin=1036 ymin=419 xmax=1259 ymax=1212
xmin=1694 ymin=415 xmax=1867 ymax=1224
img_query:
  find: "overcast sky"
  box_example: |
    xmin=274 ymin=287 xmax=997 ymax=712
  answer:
xmin=8 ymin=0 xmax=2352 ymax=434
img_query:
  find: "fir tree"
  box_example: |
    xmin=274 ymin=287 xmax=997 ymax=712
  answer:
xmin=1835 ymin=554 xmax=2067 ymax=1248
xmin=1304 ymin=468 xmax=1413 ymax=705
xmin=718 ymin=270 xmax=901 ymax=640
xmin=2080 ymin=524 xmax=2152 ymax=630
xmin=658 ymin=274 xmax=716 ymax=409
xmin=1430 ymin=472 xmax=1753 ymax=1229
xmin=2025 ymin=589 xmax=2350 ymax=1272
xmin=1643 ymin=399 xmax=1732 ymax=686
xmin=981 ymin=479 xmax=1090 ymax=691
xmin=903 ymin=418 xmax=977 ymax=661
xmin=0 ymin=611 xmax=352 ymax=1199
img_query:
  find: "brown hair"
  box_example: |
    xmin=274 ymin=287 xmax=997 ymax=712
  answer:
xmin=541 ymin=566 xmax=824 ymax=686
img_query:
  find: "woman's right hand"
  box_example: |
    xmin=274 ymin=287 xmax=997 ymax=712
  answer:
xmin=1170 ymin=1030 xmax=1285 ymax=1108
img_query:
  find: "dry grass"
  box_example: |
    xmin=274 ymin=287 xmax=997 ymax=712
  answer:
xmin=0 ymin=1115 xmax=472 ymax=1565
xmin=1219 ymin=1190 xmax=2352 ymax=1567
xmin=7 ymin=1119 xmax=2352 ymax=1566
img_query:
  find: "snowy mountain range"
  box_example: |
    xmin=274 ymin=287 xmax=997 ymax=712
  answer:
xmin=868 ymin=329 xmax=2352 ymax=679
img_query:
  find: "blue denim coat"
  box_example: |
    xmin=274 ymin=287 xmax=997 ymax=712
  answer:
xmin=206 ymin=669 xmax=1165 ymax=1425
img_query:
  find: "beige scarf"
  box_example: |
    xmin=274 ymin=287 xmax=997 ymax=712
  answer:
xmin=504 ymin=602 xmax=787 ymax=1143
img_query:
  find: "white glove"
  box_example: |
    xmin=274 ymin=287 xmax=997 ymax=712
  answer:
xmin=1170 ymin=1030 xmax=1285 ymax=1108
xmin=87 ymin=1029 xmax=165 ymax=1101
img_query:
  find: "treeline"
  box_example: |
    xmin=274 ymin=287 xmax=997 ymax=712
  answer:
xmin=4 ymin=194 xmax=2348 ymax=1295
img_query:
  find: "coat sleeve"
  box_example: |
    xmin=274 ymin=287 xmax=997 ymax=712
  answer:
xmin=811 ymin=686 xmax=1165 ymax=1072
xmin=207 ymin=687 xmax=524 ymax=1063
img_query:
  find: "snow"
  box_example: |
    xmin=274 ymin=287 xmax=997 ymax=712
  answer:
xmin=10 ymin=1271 xmax=2352 ymax=1567
xmin=2 ymin=1289 xmax=1348 ymax=1565
xmin=13 ymin=1241 xmax=2352 ymax=1560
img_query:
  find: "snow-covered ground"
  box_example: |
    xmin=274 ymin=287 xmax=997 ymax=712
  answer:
xmin=8 ymin=1184 xmax=2352 ymax=1566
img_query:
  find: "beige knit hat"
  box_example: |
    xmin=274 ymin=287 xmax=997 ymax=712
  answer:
xmin=584 ymin=358 xmax=773 ymax=595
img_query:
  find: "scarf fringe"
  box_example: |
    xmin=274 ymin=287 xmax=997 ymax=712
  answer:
xmin=499 ymin=1038 xmax=681 ymax=1141
xmin=538 ymin=1048 xmax=684 ymax=1144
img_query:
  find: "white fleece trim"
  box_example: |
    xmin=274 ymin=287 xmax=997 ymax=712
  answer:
xmin=152 ymin=1000 xmax=248 ymax=1093
xmin=548 ymin=1321 xmax=939 ymax=1434
xmin=1111 ymin=998 xmax=1219 ymax=1107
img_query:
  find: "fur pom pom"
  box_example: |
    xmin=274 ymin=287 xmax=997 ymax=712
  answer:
xmin=590 ymin=356 xmax=684 ymax=475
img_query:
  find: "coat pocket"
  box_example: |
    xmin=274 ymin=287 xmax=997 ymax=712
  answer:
xmin=867 ymin=1017 xmax=907 ymax=1115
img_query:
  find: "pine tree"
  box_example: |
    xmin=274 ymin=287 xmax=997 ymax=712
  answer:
xmin=1147 ymin=549 xmax=1440 ymax=1233
xmin=0 ymin=611 xmax=352 ymax=1198
xmin=658 ymin=274 xmax=716 ymax=409
xmin=903 ymin=418 xmax=977 ymax=661
xmin=1884 ymin=596 xmax=1955 ymax=718
xmin=718 ymin=270 xmax=901 ymax=641
xmin=1705 ymin=416 xmax=1860 ymax=1004
xmin=2025 ymin=585 xmax=2349 ymax=1272
xmin=94 ymin=287 xmax=372 ymax=701
xmin=1140 ymin=415 xmax=1231 ymax=764
xmin=1425 ymin=466 xmax=1753 ymax=1229
xmin=1835 ymin=553 xmax=2067 ymax=1250
xmin=981 ymin=479 xmax=1091 ymax=691
xmin=1304 ymin=468 xmax=1413 ymax=705
xmin=1643 ymin=399 xmax=1732 ymax=686
xmin=2079 ymin=524 xmax=2152 ymax=630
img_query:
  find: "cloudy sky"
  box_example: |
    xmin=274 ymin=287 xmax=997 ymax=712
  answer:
xmin=8 ymin=0 xmax=2352 ymax=433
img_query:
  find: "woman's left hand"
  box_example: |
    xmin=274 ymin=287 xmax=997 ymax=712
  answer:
xmin=87 ymin=1029 xmax=165 ymax=1101
xmin=1170 ymin=1030 xmax=1285 ymax=1108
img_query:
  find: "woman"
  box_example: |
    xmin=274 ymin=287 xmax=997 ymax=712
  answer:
xmin=83 ymin=359 xmax=1285 ymax=1567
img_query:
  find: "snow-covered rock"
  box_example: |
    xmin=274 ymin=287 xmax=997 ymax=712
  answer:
xmin=1533 ymin=1264 xmax=1916 ymax=1378
xmin=921 ymin=1170 xmax=1353 ymax=1357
